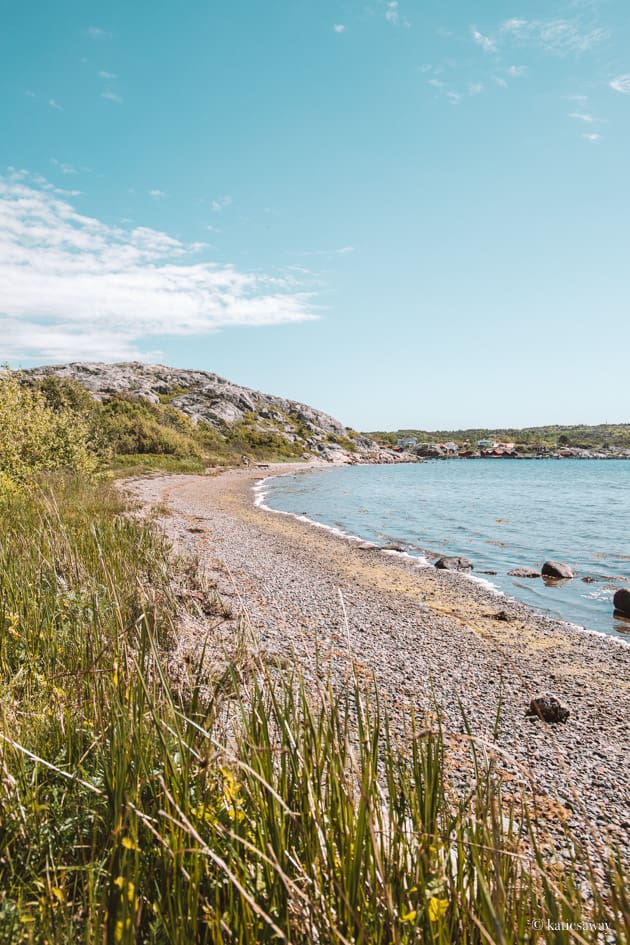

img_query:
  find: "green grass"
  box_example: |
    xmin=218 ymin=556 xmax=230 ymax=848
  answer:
xmin=106 ymin=453 xmax=209 ymax=476
xmin=0 ymin=477 xmax=627 ymax=943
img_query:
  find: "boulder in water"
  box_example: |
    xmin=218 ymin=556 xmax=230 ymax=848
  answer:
xmin=434 ymin=556 xmax=473 ymax=572
xmin=541 ymin=560 xmax=574 ymax=580
xmin=508 ymin=567 xmax=541 ymax=578
xmin=613 ymin=588 xmax=630 ymax=618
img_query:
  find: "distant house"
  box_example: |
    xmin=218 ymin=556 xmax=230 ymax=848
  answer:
xmin=440 ymin=442 xmax=459 ymax=455
xmin=477 ymin=438 xmax=496 ymax=449
xmin=397 ymin=436 xmax=418 ymax=448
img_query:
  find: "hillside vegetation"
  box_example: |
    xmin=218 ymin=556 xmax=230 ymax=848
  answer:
xmin=371 ymin=424 xmax=630 ymax=450
xmin=1 ymin=371 xmax=309 ymax=477
xmin=0 ymin=369 xmax=627 ymax=942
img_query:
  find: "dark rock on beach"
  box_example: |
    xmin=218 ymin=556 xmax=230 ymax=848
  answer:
xmin=527 ymin=693 xmax=570 ymax=724
xmin=434 ymin=556 xmax=473 ymax=572
xmin=613 ymin=587 xmax=630 ymax=618
xmin=508 ymin=567 xmax=541 ymax=578
xmin=542 ymin=560 xmax=574 ymax=580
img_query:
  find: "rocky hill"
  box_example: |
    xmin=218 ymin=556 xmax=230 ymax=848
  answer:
xmin=25 ymin=362 xmax=410 ymax=465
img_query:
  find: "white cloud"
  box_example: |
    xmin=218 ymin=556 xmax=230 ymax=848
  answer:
xmin=384 ymin=1 xmax=408 ymax=26
xmin=610 ymin=74 xmax=630 ymax=94
xmin=494 ymin=76 xmax=508 ymax=88
xmin=500 ymin=17 xmax=608 ymax=55
xmin=471 ymin=28 xmax=496 ymax=53
xmin=385 ymin=2 xmax=399 ymax=25
xmin=582 ymin=132 xmax=601 ymax=141
xmin=468 ymin=82 xmax=484 ymax=96
xmin=507 ymin=65 xmax=528 ymax=77
xmin=87 ymin=26 xmax=112 ymax=39
xmin=333 ymin=24 xmax=346 ymax=33
xmin=502 ymin=18 xmax=528 ymax=33
xmin=568 ymin=111 xmax=597 ymax=122
xmin=51 ymin=159 xmax=78 ymax=175
xmin=99 ymin=70 xmax=117 ymax=79
xmin=446 ymin=91 xmax=462 ymax=105
xmin=0 ymin=171 xmax=317 ymax=363
xmin=149 ymin=189 xmax=167 ymax=198
xmin=101 ymin=90 xmax=123 ymax=104
xmin=48 ymin=99 xmax=63 ymax=110
xmin=212 ymin=195 xmax=232 ymax=212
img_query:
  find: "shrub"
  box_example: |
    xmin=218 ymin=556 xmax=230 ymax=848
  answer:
xmin=0 ymin=370 xmax=96 ymax=483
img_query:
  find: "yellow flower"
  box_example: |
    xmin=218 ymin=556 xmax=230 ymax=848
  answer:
xmin=427 ymin=897 xmax=449 ymax=922
xmin=401 ymin=910 xmax=417 ymax=923
xmin=121 ymin=836 xmax=139 ymax=852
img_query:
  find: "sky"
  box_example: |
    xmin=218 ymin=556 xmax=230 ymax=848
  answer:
xmin=1 ymin=0 xmax=629 ymax=430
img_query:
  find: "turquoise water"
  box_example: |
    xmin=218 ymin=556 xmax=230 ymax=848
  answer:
xmin=259 ymin=459 xmax=630 ymax=639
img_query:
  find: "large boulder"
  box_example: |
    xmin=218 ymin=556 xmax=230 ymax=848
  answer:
xmin=613 ymin=588 xmax=630 ymax=618
xmin=527 ymin=693 xmax=570 ymax=724
xmin=541 ymin=560 xmax=574 ymax=580
xmin=508 ymin=567 xmax=541 ymax=578
xmin=434 ymin=556 xmax=473 ymax=572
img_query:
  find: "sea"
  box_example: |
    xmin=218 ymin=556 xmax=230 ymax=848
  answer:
xmin=256 ymin=459 xmax=630 ymax=640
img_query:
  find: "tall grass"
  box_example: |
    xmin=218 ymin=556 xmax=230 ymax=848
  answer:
xmin=0 ymin=477 xmax=626 ymax=943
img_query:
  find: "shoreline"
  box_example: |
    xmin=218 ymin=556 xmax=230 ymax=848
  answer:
xmin=253 ymin=463 xmax=630 ymax=647
xmin=125 ymin=464 xmax=630 ymax=859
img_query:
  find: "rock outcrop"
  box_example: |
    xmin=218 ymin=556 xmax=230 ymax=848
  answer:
xmin=24 ymin=362 xmax=416 ymax=466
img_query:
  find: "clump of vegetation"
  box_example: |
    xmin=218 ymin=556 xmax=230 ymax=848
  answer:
xmin=0 ymin=370 xmax=96 ymax=487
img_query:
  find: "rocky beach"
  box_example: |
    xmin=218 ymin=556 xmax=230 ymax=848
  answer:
xmin=126 ymin=464 xmax=630 ymax=865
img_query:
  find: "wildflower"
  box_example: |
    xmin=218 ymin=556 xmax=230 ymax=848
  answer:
xmin=427 ymin=897 xmax=449 ymax=922
xmin=401 ymin=909 xmax=417 ymax=923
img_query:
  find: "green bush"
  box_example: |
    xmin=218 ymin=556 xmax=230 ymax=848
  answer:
xmin=0 ymin=370 xmax=96 ymax=483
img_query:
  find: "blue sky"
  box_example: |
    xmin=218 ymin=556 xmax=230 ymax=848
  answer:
xmin=1 ymin=0 xmax=629 ymax=429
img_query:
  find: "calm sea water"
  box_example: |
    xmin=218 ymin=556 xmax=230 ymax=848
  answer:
xmin=259 ymin=459 xmax=630 ymax=639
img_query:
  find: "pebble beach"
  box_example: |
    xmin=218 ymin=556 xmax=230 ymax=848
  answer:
xmin=126 ymin=464 xmax=630 ymax=862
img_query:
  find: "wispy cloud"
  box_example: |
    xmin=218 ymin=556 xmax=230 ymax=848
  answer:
xmin=333 ymin=24 xmax=346 ymax=33
xmin=51 ymin=159 xmax=78 ymax=175
xmin=101 ymin=90 xmax=123 ymax=104
xmin=211 ymin=195 xmax=232 ymax=212
xmin=428 ymin=77 xmax=482 ymax=106
xmin=290 ymin=246 xmax=355 ymax=258
xmin=471 ymin=28 xmax=496 ymax=53
xmin=98 ymin=70 xmax=117 ymax=79
xmin=149 ymin=189 xmax=167 ymax=198
xmin=87 ymin=26 xmax=112 ymax=39
xmin=610 ymin=74 xmax=630 ymax=94
xmin=500 ymin=17 xmax=608 ymax=56
xmin=384 ymin=1 xmax=408 ymax=27
xmin=507 ymin=65 xmax=528 ymax=78
xmin=582 ymin=132 xmax=601 ymax=141
xmin=0 ymin=171 xmax=317 ymax=363
xmin=385 ymin=2 xmax=399 ymax=24
xmin=568 ymin=111 xmax=600 ymax=122
xmin=48 ymin=99 xmax=63 ymax=111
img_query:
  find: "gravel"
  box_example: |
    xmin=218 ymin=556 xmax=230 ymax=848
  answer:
xmin=125 ymin=465 xmax=630 ymax=862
